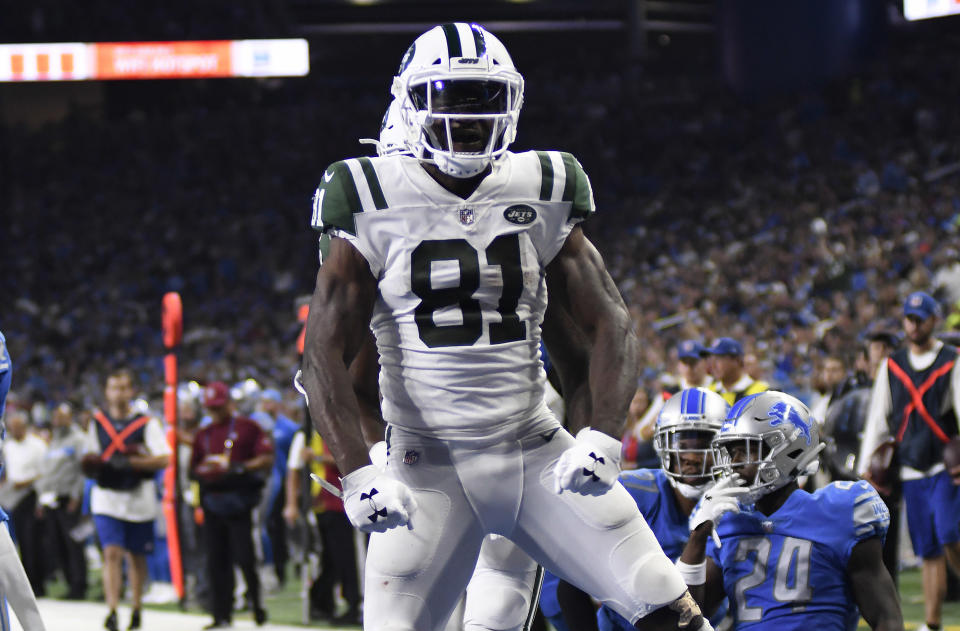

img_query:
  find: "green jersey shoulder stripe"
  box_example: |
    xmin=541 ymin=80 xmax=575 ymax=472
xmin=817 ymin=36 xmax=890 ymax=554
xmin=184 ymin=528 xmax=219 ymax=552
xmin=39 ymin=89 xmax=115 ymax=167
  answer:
xmin=470 ymin=24 xmax=486 ymax=56
xmin=559 ymin=152 xmax=595 ymax=220
xmin=357 ymin=157 xmax=388 ymax=210
xmin=317 ymin=233 xmax=331 ymax=265
xmin=311 ymin=160 xmax=364 ymax=236
xmin=536 ymin=151 xmax=554 ymax=202
xmin=560 ymin=152 xmax=577 ymax=203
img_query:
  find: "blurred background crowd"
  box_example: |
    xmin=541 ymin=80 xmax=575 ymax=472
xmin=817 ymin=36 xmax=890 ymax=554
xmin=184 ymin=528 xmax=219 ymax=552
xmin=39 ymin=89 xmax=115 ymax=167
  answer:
xmin=2 ymin=0 xmax=960 ymax=624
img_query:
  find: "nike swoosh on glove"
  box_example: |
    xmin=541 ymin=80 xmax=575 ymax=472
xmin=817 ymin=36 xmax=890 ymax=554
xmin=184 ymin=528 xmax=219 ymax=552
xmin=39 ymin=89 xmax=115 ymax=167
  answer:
xmin=341 ymin=464 xmax=417 ymax=533
xmin=553 ymin=428 xmax=622 ymax=496
xmin=688 ymin=475 xmax=749 ymax=533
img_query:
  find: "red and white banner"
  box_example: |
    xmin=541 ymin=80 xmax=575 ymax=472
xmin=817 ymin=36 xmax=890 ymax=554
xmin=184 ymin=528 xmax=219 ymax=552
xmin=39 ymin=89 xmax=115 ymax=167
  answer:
xmin=0 ymin=39 xmax=308 ymax=81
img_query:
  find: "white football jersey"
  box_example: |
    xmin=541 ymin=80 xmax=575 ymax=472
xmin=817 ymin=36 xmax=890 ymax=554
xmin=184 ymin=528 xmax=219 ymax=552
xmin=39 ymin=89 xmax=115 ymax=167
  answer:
xmin=312 ymin=150 xmax=595 ymax=439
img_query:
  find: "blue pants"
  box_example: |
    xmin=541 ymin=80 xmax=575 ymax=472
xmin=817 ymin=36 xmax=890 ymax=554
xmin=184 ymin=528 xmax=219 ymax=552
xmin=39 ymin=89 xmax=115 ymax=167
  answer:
xmin=903 ymin=470 xmax=960 ymax=559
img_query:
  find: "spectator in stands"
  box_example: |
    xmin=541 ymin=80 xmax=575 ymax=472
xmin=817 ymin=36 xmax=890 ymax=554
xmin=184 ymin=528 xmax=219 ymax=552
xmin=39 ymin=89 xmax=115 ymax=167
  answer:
xmin=37 ymin=402 xmax=88 ymax=599
xmin=82 ymin=368 xmax=170 ymax=631
xmin=810 ymin=354 xmax=848 ymax=423
xmin=706 ymin=337 xmax=769 ymax=405
xmin=634 ymin=340 xmax=714 ymax=450
xmin=190 ymin=381 xmax=273 ymax=629
xmin=0 ymin=408 xmax=48 ymax=597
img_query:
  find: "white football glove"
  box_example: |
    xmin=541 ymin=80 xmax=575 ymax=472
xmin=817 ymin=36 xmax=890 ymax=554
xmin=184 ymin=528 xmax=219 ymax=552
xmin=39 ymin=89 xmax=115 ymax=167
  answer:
xmin=688 ymin=475 xmax=749 ymax=541
xmin=369 ymin=440 xmax=388 ymax=471
xmin=341 ymin=464 xmax=417 ymax=533
xmin=553 ymin=428 xmax=622 ymax=496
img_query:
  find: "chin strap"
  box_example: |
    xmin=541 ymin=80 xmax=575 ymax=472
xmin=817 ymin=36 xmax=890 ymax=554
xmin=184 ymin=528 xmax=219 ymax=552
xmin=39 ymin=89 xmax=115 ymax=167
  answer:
xmin=431 ymin=152 xmax=491 ymax=178
xmin=669 ymin=477 xmax=710 ymax=499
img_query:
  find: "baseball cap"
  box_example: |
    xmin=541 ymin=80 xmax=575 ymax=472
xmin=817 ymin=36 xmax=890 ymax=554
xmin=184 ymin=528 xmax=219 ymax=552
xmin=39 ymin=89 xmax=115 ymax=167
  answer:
xmin=707 ymin=337 xmax=743 ymax=357
xmin=203 ymin=381 xmax=231 ymax=408
xmin=677 ymin=340 xmax=707 ymax=360
xmin=903 ymin=291 xmax=940 ymax=320
xmin=260 ymin=388 xmax=282 ymax=403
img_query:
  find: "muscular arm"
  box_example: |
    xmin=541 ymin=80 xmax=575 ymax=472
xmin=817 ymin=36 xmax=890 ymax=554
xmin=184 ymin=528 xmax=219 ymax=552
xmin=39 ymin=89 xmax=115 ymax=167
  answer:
xmin=847 ymin=537 xmax=904 ymax=631
xmin=545 ymin=226 xmax=639 ymax=438
xmin=350 ymin=332 xmax=386 ymax=446
xmin=301 ymin=237 xmax=380 ymax=475
xmin=542 ymin=298 xmax=591 ymax=432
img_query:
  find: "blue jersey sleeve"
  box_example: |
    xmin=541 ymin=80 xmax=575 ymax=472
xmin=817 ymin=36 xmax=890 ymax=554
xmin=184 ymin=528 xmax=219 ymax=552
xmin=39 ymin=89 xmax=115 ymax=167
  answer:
xmin=618 ymin=469 xmax=661 ymax=517
xmin=817 ymin=480 xmax=889 ymax=565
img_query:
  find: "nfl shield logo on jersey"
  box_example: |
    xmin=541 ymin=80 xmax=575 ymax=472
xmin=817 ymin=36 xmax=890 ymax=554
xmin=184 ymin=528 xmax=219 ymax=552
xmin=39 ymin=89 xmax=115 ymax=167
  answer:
xmin=459 ymin=208 xmax=476 ymax=225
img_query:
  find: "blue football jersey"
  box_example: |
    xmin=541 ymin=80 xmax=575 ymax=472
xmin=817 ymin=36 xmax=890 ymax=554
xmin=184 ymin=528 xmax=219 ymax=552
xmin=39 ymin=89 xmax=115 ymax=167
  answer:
xmin=707 ymin=480 xmax=889 ymax=631
xmin=619 ymin=469 xmax=689 ymax=559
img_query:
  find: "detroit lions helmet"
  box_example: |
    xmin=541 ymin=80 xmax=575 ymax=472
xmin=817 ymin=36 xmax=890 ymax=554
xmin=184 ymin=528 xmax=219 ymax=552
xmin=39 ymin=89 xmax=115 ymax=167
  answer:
xmin=654 ymin=387 xmax=729 ymax=498
xmin=712 ymin=391 xmax=824 ymax=503
xmin=391 ymin=23 xmax=524 ymax=178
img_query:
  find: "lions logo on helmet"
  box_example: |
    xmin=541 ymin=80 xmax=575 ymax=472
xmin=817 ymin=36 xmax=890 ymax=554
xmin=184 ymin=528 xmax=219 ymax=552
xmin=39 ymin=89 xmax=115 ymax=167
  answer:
xmin=654 ymin=387 xmax=729 ymax=499
xmin=712 ymin=391 xmax=825 ymax=503
xmin=391 ymin=23 xmax=524 ymax=178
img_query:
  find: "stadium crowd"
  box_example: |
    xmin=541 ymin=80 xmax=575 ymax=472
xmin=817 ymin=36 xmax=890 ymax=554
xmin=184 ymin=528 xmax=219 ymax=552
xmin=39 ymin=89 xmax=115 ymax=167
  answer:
xmin=1 ymin=14 xmax=960 ymax=629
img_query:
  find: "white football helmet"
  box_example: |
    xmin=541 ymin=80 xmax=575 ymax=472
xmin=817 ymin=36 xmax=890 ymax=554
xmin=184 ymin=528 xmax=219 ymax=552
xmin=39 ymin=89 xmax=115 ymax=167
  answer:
xmin=654 ymin=388 xmax=729 ymax=499
xmin=712 ymin=391 xmax=825 ymax=503
xmin=391 ymin=23 xmax=524 ymax=178
xmin=360 ymin=99 xmax=411 ymax=157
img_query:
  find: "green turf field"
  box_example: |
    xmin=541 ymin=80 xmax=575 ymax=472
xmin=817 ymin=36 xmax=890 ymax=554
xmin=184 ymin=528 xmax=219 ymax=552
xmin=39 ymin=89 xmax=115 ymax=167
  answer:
xmin=53 ymin=564 xmax=960 ymax=628
xmin=883 ymin=568 xmax=960 ymax=630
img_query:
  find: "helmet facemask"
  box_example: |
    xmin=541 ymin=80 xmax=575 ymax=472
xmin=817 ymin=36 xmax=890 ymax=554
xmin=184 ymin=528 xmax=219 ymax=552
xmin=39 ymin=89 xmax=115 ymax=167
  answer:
xmin=711 ymin=423 xmax=824 ymax=504
xmin=655 ymin=428 xmax=717 ymax=498
xmin=401 ymin=69 xmax=522 ymax=177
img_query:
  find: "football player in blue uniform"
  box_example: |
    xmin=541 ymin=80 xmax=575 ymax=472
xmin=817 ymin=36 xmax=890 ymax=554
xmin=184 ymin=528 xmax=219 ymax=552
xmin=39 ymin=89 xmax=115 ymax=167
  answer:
xmin=596 ymin=387 xmax=729 ymax=631
xmin=679 ymin=391 xmax=903 ymax=631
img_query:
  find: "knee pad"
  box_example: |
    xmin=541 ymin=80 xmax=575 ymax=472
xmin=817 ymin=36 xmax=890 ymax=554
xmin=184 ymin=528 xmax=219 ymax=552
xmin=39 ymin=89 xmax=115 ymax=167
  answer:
xmin=463 ymin=570 xmax=533 ymax=631
xmin=608 ymin=529 xmax=687 ymax=622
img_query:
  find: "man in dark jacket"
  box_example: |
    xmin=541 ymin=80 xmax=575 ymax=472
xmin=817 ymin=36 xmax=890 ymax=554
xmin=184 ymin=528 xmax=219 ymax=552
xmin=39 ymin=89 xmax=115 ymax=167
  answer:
xmin=190 ymin=381 xmax=273 ymax=629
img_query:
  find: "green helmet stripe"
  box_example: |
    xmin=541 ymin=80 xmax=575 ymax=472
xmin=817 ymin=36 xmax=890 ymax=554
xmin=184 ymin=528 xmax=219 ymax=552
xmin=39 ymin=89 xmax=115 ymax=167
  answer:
xmin=536 ymin=151 xmax=554 ymax=201
xmin=560 ymin=152 xmax=577 ymax=203
xmin=470 ymin=24 xmax=486 ymax=56
xmin=441 ymin=23 xmax=463 ymax=58
xmin=358 ymin=157 xmax=388 ymax=210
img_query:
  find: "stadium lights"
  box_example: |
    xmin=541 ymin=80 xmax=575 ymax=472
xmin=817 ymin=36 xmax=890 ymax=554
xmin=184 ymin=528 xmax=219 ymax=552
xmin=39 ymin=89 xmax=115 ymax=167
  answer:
xmin=0 ymin=39 xmax=309 ymax=81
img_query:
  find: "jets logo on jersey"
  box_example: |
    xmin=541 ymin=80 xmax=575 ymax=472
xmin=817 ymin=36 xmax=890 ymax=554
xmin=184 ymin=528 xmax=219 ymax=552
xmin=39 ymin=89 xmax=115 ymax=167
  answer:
xmin=767 ymin=401 xmax=812 ymax=445
xmin=459 ymin=208 xmax=476 ymax=225
xmin=504 ymin=205 xmax=537 ymax=225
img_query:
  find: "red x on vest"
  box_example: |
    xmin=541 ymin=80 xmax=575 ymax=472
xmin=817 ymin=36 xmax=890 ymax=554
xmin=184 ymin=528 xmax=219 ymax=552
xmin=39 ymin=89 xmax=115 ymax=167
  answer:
xmin=95 ymin=411 xmax=151 ymax=461
xmin=887 ymin=357 xmax=953 ymax=444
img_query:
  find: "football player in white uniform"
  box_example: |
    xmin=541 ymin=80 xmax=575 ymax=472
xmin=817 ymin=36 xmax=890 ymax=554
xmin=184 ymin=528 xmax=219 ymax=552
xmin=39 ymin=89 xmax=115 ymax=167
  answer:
xmin=301 ymin=23 xmax=708 ymax=631
xmin=364 ymin=100 xmax=544 ymax=631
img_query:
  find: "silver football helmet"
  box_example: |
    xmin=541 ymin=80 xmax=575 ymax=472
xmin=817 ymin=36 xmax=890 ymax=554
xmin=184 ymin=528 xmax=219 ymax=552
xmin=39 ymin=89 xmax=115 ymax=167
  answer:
xmin=391 ymin=23 xmax=524 ymax=178
xmin=712 ymin=391 xmax=825 ymax=503
xmin=654 ymin=387 xmax=729 ymax=499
